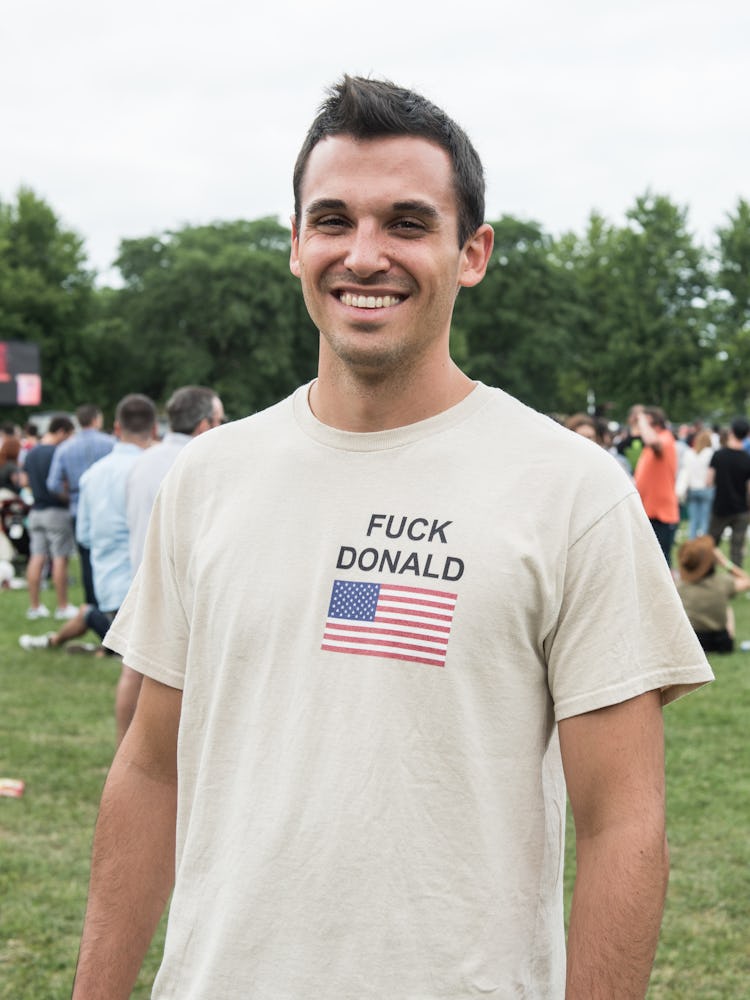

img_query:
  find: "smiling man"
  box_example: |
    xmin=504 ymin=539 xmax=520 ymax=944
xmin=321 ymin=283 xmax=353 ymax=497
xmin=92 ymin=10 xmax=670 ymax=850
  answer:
xmin=73 ymin=77 xmax=713 ymax=1000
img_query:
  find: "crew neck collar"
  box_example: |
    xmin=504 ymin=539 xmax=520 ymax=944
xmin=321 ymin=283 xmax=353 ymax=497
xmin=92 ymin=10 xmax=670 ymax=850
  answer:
xmin=292 ymin=381 xmax=491 ymax=452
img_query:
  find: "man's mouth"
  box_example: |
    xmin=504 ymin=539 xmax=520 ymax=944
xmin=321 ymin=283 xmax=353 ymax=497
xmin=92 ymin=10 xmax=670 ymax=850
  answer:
xmin=339 ymin=292 xmax=402 ymax=309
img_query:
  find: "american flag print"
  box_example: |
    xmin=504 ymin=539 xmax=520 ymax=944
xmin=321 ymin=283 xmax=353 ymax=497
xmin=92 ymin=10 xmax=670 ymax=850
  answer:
xmin=322 ymin=579 xmax=457 ymax=668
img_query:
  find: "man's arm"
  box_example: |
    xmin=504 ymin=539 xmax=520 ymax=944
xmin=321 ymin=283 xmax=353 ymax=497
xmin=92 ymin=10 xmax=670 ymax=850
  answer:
xmin=714 ymin=546 xmax=750 ymax=593
xmin=636 ymin=414 xmax=663 ymax=456
xmin=559 ymin=690 xmax=669 ymax=1000
xmin=46 ymin=447 xmax=68 ymax=499
xmin=72 ymin=676 xmax=181 ymax=1000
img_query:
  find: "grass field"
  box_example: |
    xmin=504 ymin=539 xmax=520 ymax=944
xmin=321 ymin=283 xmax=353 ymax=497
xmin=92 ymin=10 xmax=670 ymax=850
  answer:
xmin=1 ymin=555 xmax=748 ymax=998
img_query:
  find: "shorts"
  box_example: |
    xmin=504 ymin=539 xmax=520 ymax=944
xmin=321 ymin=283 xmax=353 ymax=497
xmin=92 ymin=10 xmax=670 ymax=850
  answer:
xmin=28 ymin=507 xmax=76 ymax=559
xmin=694 ymin=628 xmax=734 ymax=653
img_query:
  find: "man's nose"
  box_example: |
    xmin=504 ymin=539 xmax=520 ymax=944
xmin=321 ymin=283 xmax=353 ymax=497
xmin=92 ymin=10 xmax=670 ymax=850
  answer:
xmin=343 ymin=223 xmax=390 ymax=276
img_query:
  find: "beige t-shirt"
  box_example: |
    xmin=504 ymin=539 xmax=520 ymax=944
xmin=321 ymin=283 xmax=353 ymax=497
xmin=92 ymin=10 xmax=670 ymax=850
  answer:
xmin=107 ymin=383 xmax=713 ymax=999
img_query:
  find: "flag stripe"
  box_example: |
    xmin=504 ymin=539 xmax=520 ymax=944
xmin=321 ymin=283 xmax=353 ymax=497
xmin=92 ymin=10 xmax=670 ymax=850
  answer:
xmin=324 ymin=621 xmax=449 ymax=644
xmin=321 ymin=644 xmax=446 ymax=667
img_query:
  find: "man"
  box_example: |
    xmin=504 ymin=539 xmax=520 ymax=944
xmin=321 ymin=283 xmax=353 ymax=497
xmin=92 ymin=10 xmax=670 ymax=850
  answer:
xmin=94 ymin=386 xmax=224 ymax=724
xmin=126 ymin=385 xmax=224 ymax=571
xmin=76 ymin=394 xmax=157 ymax=742
xmin=19 ymin=394 xmax=164 ymax=675
xmin=73 ymin=77 xmax=713 ymax=1000
xmin=19 ymin=414 xmax=78 ymax=619
xmin=616 ymin=403 xmax=645 ymax=473
xmin=707 ymin=416 xmax=750 ymax=568
xmin=633 ymin=405 xmax=680 ymax=565
xmin=46 ymin=403 xmax=115 ymax=604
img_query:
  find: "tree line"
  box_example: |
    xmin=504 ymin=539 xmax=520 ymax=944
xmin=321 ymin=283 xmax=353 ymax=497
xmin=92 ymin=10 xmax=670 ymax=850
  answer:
xmin=1 ymin=186 xmax=749 ymax=426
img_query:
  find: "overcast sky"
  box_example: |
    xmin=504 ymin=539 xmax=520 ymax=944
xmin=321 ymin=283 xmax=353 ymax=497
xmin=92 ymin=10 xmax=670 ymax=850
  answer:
xmin=2 ymin=0 xmax=748 ymax=283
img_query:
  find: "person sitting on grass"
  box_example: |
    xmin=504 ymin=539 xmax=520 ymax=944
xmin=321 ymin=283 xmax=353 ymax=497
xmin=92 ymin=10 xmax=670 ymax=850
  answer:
xmin=18 ymin=602 xmax=114 ymax=656
xmin=676 ymin=534 xmax=750 ymax=652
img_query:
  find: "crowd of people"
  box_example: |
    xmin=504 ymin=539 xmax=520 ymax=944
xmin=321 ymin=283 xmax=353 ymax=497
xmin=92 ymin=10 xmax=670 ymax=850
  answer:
xmin=2 ymin=387 xmax=224 ymax=743
xmin=563 ymin=404 xmax=750 ymax=652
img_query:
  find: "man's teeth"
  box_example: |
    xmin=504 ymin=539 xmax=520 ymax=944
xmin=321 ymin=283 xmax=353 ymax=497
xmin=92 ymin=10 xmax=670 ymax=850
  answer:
xmin=340 ymin=292 xmax=401 ymax=309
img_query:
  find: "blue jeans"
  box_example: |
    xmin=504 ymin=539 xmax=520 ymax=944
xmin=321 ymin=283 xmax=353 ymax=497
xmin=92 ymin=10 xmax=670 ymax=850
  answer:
xmin=687 ymin=486 xmax=715 ymax=539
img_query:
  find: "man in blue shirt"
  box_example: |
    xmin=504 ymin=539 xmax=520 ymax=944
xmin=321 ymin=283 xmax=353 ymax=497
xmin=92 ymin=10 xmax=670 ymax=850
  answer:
xmin=77 ymin=393 xmax=157 ymax=741
xmin=46 ymin=403 xmax=115 ymax=604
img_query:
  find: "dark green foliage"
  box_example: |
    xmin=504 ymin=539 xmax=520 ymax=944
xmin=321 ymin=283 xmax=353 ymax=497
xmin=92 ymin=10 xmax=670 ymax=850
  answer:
xmin=104 ymin=219 xmax=318 ymax=420
xmin=3 ymin=187 xmax=750 ymax=424
xmin=0 ymin=189 xmax=95 ymax=415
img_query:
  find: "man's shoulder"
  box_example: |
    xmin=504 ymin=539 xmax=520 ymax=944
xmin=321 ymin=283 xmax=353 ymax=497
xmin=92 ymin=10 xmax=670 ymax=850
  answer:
xmin=23 ymin=444 xmax=52 ymax=474
xmin=715 ymin=446 xmax=750 ymax=467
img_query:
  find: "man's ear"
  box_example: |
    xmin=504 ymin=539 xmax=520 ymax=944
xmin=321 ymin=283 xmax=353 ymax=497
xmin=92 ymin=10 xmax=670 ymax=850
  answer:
xmin=289 ymin=215 xmax=301 ymax=278
xmin=458 ymin=223 xmax=494 ymax=289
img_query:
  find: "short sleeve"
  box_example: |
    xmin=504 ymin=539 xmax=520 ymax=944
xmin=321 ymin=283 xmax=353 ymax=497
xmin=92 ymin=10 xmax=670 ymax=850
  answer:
xmin=546 ymin=492 xmax=714 ymax=721
xmin=104 ymin=483 xmax=189 ymax=689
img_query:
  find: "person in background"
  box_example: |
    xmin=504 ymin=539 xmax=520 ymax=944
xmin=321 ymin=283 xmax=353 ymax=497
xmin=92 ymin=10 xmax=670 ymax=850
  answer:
xmin=634 ymin=405 xmax=680 ymax=566
xmin=127 ymin=385 xmax=224 ymax=572
xmin=616 ymin=403 xmax=645 ymax=474
xmin=72 ymin=75 xmax=713 ymax=1000
xmin=46 ymin=403 xmax=115 ymax=605
xmin=564 ymin=412 xmax=599 ymax=442
xmin=76 ymin=394 xmax=157 ymax=743
xmin=19 ymin=415 xmax=78 ymax=620
xmin=706 ymin=417 xmax=750 ymax=569
xmin=19 ymin=422 xmax=39 ymax=466
xmin=0 ymin=436 xmax=22 ymax=493
xmin=106 ymin=386 xmax=225 ymax=720
xmin=677 ymin=430 xmax=715 ymax=539
xmin=676 ymin=534 xmax=750 ymax=652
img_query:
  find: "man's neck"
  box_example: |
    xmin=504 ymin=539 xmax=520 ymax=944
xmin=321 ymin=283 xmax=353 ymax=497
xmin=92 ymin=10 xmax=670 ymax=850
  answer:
xmin=310 ymin=358 xmax=475 ymax=432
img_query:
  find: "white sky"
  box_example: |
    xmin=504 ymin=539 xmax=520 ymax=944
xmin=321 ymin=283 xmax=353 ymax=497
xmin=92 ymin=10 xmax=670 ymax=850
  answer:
xmin=2 ymin=0 xmax=748 ymax=283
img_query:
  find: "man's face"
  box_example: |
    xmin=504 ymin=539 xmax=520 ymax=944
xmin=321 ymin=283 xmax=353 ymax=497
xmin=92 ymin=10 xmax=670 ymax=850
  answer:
xmin=290 ymin=134 xmax=490 ymax=379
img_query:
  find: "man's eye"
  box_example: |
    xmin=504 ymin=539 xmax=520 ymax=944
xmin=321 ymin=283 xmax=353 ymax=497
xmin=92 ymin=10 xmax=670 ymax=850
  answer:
xmin=316 ymin=216 xmax=348 ymax=229
xmin=392 ymin=219 xmax=426 ymax=233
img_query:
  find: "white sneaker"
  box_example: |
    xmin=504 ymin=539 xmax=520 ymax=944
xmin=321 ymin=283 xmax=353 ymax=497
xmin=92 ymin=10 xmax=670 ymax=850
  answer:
xmin=54 ymin=604 xmax=80 ymax=620
xmin=26 ymin=605 xmax=50 ymax=620
xmin=19 ymin=633 xmax=54 ymax=650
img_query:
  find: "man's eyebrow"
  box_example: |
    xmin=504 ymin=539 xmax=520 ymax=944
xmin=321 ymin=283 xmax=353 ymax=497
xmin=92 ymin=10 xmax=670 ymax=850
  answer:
xmin=304 ymin=199 xmax=346 ymax=218
xmin=392 ymin=200 xmax=440 ymax=221
xmin=304 ymin=198 xmax=441 ymax=221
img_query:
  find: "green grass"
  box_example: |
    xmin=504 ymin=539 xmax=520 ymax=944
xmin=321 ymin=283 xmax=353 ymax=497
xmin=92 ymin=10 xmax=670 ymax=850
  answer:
xmin=1 ymin=556 xmax=748 ymax=998
xmin=0 ymin=572 xmax=166 ymax=999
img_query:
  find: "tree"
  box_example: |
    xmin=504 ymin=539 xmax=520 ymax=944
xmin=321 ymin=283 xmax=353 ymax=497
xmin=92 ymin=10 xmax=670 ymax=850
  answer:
xmin=454 ymin=216 xmax=581 ymax=414
xmin=710 ymin=199 xmax=750 ymax=414
xmin=0 ymin=188 xmax=94 ymax=415
xmin=95 ymin=218 xmax=318 ymax=418
xmin=555 ymin=194 xmax=711 ymax=420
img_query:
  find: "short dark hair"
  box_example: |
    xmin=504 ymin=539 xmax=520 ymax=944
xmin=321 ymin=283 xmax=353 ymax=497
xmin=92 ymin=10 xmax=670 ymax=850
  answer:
xmin=731 ymin=417 xmax=750 ymax=440
xmin=293 ymin=75 xmax=486 ymax=247
xmin=75 ymin=404 xmax=102 ymax=428
xmin=643 ymin=406 xmax=667 ymax=429
xmin=115 ymin=394 xmax=157 ymax=436
xmin=166 ymin=386 xmax=217 ymax=435
xmin=48 ymin=415 xmax=75 ymax=436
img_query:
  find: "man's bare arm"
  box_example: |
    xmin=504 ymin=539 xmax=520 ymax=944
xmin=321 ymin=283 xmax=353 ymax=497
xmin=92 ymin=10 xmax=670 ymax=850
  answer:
xmin=560 ymin=690 xmax=669 ymax=1000
xmin=72 ymin=675 xmax=182 ymax=1000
